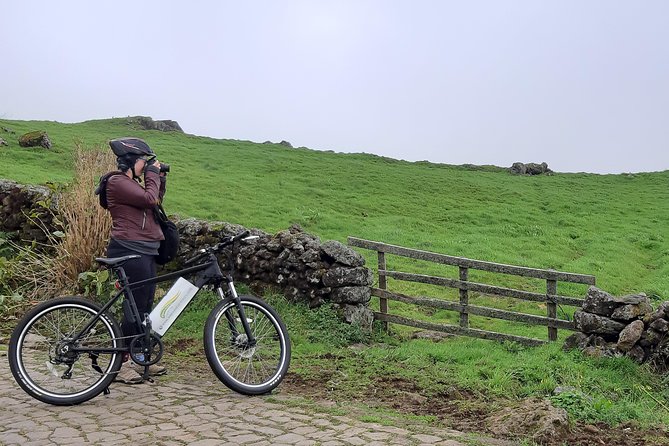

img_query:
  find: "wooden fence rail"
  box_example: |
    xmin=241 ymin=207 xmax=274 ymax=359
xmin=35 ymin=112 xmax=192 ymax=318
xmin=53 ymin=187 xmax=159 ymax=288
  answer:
xmin=348 ymin=237 xmax=596 ymax=345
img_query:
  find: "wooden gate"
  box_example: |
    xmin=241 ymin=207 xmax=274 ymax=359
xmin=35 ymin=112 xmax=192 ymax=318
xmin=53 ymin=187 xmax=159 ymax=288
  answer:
xmin=348 ymin=237 xmax=596 ymax=346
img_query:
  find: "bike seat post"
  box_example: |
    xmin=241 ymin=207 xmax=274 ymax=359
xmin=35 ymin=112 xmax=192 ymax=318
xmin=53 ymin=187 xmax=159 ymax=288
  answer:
xmin=114 ymin=265 xmax=129 ymax=284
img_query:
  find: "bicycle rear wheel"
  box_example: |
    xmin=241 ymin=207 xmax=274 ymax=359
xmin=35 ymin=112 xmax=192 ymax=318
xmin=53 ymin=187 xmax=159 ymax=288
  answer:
xmin=204 ymin=295 xmax=291 ymax=395
xmin=8 ymin=297 xmax=123 ymax=405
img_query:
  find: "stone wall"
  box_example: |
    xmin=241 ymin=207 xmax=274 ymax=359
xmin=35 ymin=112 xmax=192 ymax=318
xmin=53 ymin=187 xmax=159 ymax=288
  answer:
xmin=175 ymin=219 xmax=374 ymax=327
xmin=0 ymin=179 xmax=374 ymax=328
xmin=564 ymin=286 xmax=669 ymax=367
xmin=0 ymin=179 xmax=58 ymax=244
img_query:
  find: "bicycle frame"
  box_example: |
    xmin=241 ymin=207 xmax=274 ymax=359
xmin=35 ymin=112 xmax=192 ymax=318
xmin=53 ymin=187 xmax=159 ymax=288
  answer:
xmin=70 ymin=253 xmax=256 ymax=355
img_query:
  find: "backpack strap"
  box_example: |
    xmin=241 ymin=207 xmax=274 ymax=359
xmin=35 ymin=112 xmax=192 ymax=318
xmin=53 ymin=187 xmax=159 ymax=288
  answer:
xmin=95 ymin=171 xmax=124 ymax=209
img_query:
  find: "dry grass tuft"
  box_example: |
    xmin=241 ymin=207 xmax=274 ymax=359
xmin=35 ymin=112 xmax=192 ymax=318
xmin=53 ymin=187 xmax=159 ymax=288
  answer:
xmin=51 ymin=143 xmax=116 ymax=291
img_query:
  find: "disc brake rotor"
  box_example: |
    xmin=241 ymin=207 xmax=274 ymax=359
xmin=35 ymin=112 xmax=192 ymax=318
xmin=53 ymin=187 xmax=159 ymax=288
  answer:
xmin=234 ymin=334 xmax=256 ymax=359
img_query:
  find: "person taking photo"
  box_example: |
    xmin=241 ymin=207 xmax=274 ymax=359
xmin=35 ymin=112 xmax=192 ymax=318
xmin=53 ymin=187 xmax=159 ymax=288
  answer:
xmin=103 ymin=137 xmax=168 ymax=384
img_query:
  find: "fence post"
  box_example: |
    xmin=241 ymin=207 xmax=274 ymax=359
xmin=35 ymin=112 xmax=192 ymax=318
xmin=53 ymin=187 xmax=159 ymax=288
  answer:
xmin=459 ymin=267 xmax=469 ymax=327
xmin=378 ymin=251 xmax=388 ymax=332
xmin=546 ymin=279 xmax=557 ymax=341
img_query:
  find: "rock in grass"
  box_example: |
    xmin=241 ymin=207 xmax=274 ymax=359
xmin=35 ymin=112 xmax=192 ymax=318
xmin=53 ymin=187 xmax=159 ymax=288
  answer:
xmin=626 ymin=345 xmax=646 ymax=363
xmin=320 ymin=240 xmax=365 ymax=267
xmin=582 ymin=286 xmax=650 ymax=318
xmin=329 ymin=286 xmax=371 ymax=304
xmin=485 ymin=398 xmax=569 ymax=443
xmin=649 ymin=318 xmax=669 ymax=333
xmin=617 ymin=320 xmax=644 ymax=352
xmin=19 ymin=131 xmax=51 ymax=149
xmin=574 ymin=311 xmax=626 ymax=336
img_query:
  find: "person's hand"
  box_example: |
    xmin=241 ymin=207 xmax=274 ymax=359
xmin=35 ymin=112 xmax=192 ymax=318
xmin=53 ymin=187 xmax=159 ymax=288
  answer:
xmin=152 ymin=160 xmax=168 ymax=177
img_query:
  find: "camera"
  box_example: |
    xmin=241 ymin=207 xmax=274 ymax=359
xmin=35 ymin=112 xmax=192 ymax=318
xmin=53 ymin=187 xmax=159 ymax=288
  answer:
xmin=145 ymin=156 xmax=170 ymax=174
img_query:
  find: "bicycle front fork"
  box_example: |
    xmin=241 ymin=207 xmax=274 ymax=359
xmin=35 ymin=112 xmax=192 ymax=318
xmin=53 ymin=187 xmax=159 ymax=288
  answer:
xmin=217 ymin=282 xmax=257 ymax=347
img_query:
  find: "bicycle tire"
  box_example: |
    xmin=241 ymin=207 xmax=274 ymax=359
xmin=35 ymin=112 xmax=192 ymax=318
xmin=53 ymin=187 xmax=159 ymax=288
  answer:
xmin=204 ymin=295 xmax=291 ymax=395
xmin=8 ymin=297 xmax=123 ymax=405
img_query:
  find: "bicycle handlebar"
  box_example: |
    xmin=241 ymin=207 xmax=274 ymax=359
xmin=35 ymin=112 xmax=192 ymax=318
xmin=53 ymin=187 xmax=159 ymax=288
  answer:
xmin=182 ymin=231 xmax=255 ymax=266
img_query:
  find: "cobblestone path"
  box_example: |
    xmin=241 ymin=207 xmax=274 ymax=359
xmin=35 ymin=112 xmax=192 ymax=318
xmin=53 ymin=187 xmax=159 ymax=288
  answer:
xmin=0 ymin=356 xmax=512 ymax=446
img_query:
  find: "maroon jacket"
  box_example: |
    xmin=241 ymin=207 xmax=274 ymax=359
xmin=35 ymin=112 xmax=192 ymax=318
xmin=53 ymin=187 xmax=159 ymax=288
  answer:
xmin=106 ymin=167 xmax=166 ymax=241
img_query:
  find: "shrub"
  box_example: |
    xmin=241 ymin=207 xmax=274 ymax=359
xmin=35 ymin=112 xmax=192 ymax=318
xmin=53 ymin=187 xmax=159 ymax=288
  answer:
xmin=0 ymin=144 xmax=116 ymax=310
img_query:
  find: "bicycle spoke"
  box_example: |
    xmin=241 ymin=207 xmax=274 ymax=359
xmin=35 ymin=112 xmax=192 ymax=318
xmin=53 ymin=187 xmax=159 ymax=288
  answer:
xmin=40 ymin=314 xmax=66 ymax=341
xmin=17 ymin=303 xmax=119 ymax=398
xmin=214 ymin=302 xmax=282 ymax=385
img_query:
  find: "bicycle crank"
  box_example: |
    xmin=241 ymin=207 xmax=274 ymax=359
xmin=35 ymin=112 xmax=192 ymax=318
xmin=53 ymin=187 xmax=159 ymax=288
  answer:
xmin=129 ymin=334 xmax=164 ymax=366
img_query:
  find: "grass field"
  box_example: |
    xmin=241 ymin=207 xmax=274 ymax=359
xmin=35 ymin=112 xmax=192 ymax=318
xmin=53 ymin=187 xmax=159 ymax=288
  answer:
xmin=1 ymin=117 xmax=668 ymax=437
xmin=2 ymin=117 xmax=667 ymax=297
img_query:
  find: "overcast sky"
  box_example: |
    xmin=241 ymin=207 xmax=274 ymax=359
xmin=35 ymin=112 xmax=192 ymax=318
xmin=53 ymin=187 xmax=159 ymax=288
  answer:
xmin=2 ymin=1 xmax=668 ymax=174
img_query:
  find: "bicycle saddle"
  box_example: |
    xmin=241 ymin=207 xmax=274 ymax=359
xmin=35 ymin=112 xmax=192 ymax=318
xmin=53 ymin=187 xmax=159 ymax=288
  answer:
xmin=95 ymin=255 xmax=141 ymax=267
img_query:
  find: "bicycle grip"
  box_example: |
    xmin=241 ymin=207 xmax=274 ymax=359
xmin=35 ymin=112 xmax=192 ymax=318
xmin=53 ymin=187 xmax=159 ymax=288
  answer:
xmin=233 ymin=230 xmax=250 ymax=242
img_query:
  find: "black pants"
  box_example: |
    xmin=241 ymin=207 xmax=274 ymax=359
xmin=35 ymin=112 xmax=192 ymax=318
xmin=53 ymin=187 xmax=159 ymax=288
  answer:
xmin=107 ymin=242 xmax=157 ymax=339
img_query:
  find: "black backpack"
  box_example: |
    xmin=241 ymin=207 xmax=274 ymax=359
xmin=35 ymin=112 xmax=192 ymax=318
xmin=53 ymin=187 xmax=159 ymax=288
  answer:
xmin=94 ymin=171 xmax=124 ymax=209
xmin=154 ymin=204 xmax=180 ymax=265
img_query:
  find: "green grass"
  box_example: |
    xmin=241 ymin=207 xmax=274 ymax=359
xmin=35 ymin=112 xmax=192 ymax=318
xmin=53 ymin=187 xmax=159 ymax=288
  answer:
xmin=162 ymin=291 xmax=669 ymax=428
xmin=1 ymin=117 xmax=669 ymax=430
xmin=1 ymin=117 xmax=667 ymax=299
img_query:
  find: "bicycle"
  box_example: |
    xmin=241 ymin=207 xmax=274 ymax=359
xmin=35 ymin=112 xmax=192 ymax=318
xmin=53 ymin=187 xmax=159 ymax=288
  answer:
xmin=8 ymin=231 xmax=291 ymax=405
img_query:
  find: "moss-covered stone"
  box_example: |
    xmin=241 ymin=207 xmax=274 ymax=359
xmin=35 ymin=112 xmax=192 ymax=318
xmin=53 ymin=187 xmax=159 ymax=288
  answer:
xmin=18 ymin=131 xmax=51 ymax=149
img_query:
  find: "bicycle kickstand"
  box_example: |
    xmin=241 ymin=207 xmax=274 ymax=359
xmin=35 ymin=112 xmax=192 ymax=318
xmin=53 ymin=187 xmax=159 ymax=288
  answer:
xmin=142 ymin=313 xmax=154 ymax=383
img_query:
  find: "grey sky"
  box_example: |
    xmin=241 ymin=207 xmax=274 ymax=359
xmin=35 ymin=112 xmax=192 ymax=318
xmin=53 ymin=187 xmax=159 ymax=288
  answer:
xmin=2 ymin=1 xmax=668 ymax=174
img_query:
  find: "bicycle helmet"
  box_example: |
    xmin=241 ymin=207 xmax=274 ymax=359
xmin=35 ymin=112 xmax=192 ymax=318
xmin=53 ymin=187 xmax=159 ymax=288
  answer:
xmin=109 ymin=137 xmax=155 ymax=157
xmin=109 ymin=137 xmax=156 ymax=173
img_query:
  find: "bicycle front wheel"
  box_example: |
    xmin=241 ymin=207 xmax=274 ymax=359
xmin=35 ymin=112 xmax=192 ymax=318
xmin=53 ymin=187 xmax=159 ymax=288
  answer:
xmin=8 ymin=297 xmax=123 ymax=405
xmin=204 ymin=295 xmax=291 ymax=395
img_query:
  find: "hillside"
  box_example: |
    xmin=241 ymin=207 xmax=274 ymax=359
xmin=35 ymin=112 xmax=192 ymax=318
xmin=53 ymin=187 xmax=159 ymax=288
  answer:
xmin=1 ymin=117 xmax=668 ymax=301
xmin=3 ymin=117 xmax=669 ymax=441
